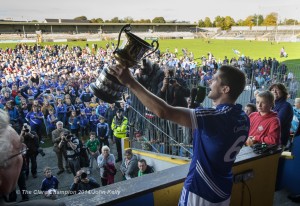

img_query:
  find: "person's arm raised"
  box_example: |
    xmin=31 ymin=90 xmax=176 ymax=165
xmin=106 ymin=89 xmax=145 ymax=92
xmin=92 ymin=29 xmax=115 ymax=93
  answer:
xmin=109 ymin=64 xmax=192 ymax=128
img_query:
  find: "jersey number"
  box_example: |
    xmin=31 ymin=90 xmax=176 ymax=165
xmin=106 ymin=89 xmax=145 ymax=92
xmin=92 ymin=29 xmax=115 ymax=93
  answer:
xmin=224 ymin=135 xmax=246 ymax=162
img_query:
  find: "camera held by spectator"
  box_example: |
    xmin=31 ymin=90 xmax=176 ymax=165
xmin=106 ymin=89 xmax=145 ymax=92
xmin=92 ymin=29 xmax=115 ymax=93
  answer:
xmin=37 ymin=148 xmax=46 ymax=157
xmin=23 ymin=124 xmax=30 ymax=133
xmin=22 ymin=123 xmax=45 ymax=157
xmin=136 ymin=59 xmax=164 ymax=93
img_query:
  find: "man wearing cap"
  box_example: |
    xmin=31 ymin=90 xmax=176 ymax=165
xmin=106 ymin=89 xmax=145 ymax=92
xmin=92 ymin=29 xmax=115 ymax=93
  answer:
xmin=111 ymin=109 xmax=128 ymax=162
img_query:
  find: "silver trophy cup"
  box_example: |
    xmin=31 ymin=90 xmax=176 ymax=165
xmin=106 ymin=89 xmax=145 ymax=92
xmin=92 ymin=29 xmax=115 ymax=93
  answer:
xmin=89 ymin=24 xmax=159 ymax=103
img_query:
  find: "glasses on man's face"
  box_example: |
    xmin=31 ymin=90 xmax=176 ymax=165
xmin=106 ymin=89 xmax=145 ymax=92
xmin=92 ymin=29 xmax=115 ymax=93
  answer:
xmin=3 ymin=143 xmax=28 ymax=163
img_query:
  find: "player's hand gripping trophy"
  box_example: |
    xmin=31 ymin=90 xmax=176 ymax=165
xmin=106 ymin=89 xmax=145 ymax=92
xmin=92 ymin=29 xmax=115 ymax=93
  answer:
xmin=89 ymin=24 xmax=159 ymax=103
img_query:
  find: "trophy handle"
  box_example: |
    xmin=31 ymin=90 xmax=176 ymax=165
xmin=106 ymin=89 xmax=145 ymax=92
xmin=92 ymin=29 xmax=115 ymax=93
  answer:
xmin=114 ymin=24 xmax=131 ymax=54
xmin=143 ymin=39 xmax=159 ymax=59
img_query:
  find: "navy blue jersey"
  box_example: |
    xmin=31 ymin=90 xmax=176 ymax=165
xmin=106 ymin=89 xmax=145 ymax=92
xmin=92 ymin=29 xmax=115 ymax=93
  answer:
xmin=179 ymin=104 xmax=249 ymax=205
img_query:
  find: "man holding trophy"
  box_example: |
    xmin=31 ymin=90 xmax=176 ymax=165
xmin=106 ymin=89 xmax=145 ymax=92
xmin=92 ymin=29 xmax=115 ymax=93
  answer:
xmin=90 ymin=24 xmax=249 ymax=205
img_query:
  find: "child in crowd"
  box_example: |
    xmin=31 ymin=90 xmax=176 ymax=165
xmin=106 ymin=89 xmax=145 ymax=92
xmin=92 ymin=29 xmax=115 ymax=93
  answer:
xmin=86 ymin=132 xmax=100 ymax=169
xmin=41 ymin=167 xmax=59 ymax=199
xmin=246 ymin=91 xmax=281 ymax=146
xmin=89 ymin=97 xmax=99 ymax=109
xmin=89 ymin=109 xmax=99 ymax=133
xmin=96 ymin=100 xmax=108 ymax=117
xmin=55 ymin=98 xmax=66 ymax=124
xmin=97 ymin=115 xmax=110 ymax=152
xmin=74 ymin=97 xmax=85 ymax=116
xmin=69 ymin=110 xmax=79 ymax=136
xmin=244 ymin=103 xmax=257 ymax=116
xmin=84 ymin=102 xmax=93 ymax=120
xmin=79 ymin=110 xmax=89 ymax=138
xmin=46 ymin=108 xmax=58 ymax=135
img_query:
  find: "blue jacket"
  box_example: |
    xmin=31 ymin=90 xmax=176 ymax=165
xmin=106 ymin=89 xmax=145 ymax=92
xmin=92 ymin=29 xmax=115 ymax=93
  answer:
xmin=7 ymin=107 xmax=20 ymax=123
xmin=69 ymin=116 xmax=79 ymax=130
xmin=41 ymin=175 xmax=59 ymax=191
xmin=79 ymin=115 xmax=89 ymax=127
xmin=96 ymin=122 xmax=109 ymax=138
xmin=90 ymin=114 xmax=99 ymax=127
xmin=273 ymin=98 xmax=293 ymax=145
xmin=291 ymin=107 xmax=300 ymax=133
xmin=25 ymin=111 xmax=44 ymax=126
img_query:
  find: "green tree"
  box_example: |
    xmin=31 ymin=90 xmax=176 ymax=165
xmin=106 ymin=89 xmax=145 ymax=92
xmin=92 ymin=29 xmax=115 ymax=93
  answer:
xmin=123 ymin=16 xmax=134 ymax=23
xmin=224 ymin=16 xmax=235 ymax=30
xmin=110 ymin=17 xmax=121 ymax=23
xmin=138 ymin=19 xmax=151 ymax=23
xmin=262 ymin=12 xmax=278 ymax=26
xmin=74 ymin=16 xmax=88 ymax=21
xmin=250 ymin=14 xmax=264 ymax=26
xmin=243 ymin=16 xmax=254 ymax=26
xmin=90 ymin=18 xmax=104 ymax=23
xmin=198 ymin=19 xmax=205 ymax=27
xmin=152 ymin=17 xmax=166 ymax=23
xmin=213 ymin=16 xmax=225 ymax=29
xmin=204 ymin=17 xmax=212 ymax=27
xmin=236 ymin=19 xmax=244 ymax=26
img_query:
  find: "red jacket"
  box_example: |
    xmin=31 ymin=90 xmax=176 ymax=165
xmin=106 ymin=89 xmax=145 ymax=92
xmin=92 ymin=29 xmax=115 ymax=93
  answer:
xmin=249 ymin=111 xmax=281 ymax=145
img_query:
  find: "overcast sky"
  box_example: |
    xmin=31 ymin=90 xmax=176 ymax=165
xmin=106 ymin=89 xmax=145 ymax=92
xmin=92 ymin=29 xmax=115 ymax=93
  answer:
xmin=1 ymin=0 xmax=299 ymax=23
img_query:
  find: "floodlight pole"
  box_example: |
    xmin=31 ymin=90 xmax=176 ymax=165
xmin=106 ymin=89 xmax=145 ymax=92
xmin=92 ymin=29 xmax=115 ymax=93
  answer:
xmin=293 ymin=20 xmax=296 ymax=36
xmin=22 ymin=25 xmax=26 ymax=37
xmin=275 ymin=15 xmax=279 ymax=43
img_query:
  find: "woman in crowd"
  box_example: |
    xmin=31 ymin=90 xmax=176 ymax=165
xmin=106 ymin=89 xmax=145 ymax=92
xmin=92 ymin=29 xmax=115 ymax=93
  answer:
xmin=120 ymin=148 xmax=139 ymax=180
xmin=74 ymin=97 xmax=85 ymax=116
xmin=269 ymin=83 xmax=293 ymax=146
xmin=97 ymin=145 xmax=116 ymax=186
xmin=68 ymin=110 xmax=79 ymax=136
xmin=41 ymin=99 xmax=55 ymax=136
xmin=246 ymin=91 xmax=281 ymax=146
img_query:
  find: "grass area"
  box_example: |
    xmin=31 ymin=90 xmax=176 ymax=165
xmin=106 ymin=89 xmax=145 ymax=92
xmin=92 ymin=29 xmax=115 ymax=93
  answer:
xmin=41 ymin=137 xmax=53 ymax=148
xmin=0 ymin=39 xmax=299 ymax=64
xmin=161 ymin=39 xmax=300 ymax=65
xmin=1 ymin=38 xmax=299 ymax=82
